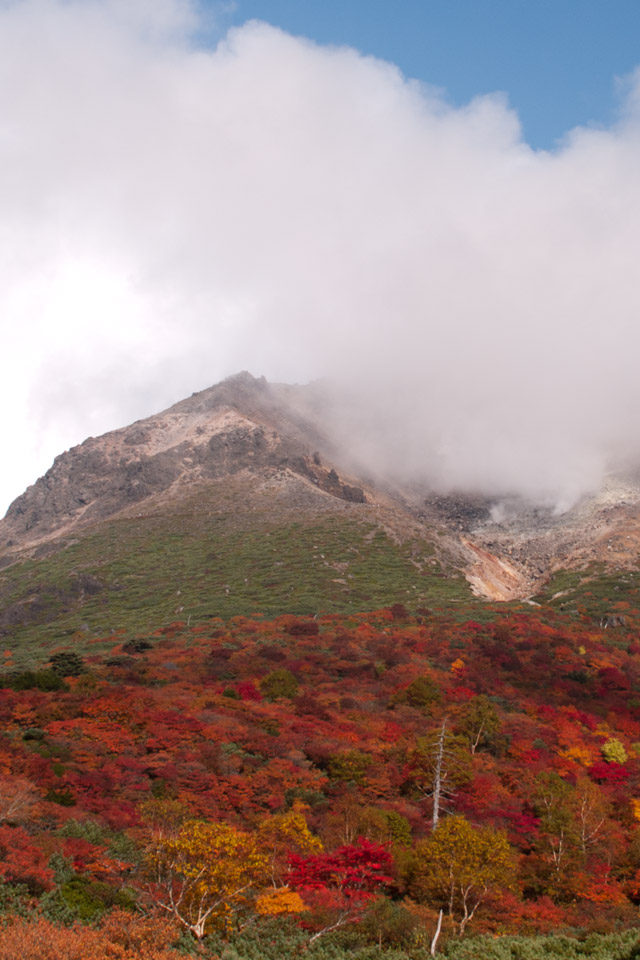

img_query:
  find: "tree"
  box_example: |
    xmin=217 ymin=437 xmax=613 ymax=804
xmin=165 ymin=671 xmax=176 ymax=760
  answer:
xmin=327 ymin=750 xmax=372 ymax=784
xmin=574 ymin=776 xmax=609 ymax=858
xmin=323 ymin=796 xmax=412 ymax=849
xmin=0 ymin=776 xmax=39 ymax=825
xmin=525 ymin=771 xmax=598 ymax=901
xmin=409 ymin=816 xmax=515 ymax=936
xmin=454 ymin=695 xmax=501 ymax=754
xmin=287 ymin=838 xmax=393 ymax=941
xmin=404 ymin=721 xmax=471 ymax=828
xmin=146 ymin=820 xmax=269 ymax=939
xmin=601 ymin=738 xmax=628 ymax=765
xmin=257 ymin=802 xmax=322 ymax=887
xmin=391 ymin=675 xmax=441 ymax=712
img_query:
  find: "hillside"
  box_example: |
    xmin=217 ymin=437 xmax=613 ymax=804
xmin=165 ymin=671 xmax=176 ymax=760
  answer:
xmin=3 ymin=373 xmax=640 ymax=670
xmin=3 ymin=375 xmax=640 ymax=955
xmin=2 ymin=604 xmax=640 ymax=957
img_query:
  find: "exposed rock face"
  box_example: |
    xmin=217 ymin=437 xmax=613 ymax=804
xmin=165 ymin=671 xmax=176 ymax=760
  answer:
xmin=0 ymin=373 xmax=366 ymax=554
xmin=2 ymin=371 xmax=640 ymax=601
xmin=417 ymin=474 xmax=640 ymax=600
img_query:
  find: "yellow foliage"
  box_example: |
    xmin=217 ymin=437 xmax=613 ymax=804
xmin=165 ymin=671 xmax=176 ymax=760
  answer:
xmin=258 ymin=802 xmax=322 ymax=885
xmin=258 ymin=802 xmax=323 ymax=855
xmin=631 ymin=798 xmax=640 ymax=821
xmin=147 ymin=820 xmax=269 ymax=939
xmin=409 ymin=815 xmax=515 ymax=935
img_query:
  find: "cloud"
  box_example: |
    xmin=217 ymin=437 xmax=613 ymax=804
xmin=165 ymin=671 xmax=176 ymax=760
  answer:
xmin=1 ymin=0 xmax=640 ymax=512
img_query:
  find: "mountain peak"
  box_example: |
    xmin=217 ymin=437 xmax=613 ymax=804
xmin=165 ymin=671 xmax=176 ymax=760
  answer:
xmin=3 ymin=374 xmax=640 ymax=606
xmin=0 ymin=373 xmax=366 ymax=559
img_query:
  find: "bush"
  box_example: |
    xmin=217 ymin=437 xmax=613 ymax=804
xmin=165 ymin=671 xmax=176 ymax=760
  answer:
xmin=260 ymin=669 xmax=299 ymax=701
xmin=286 ymin=619 xmax=320 ymax=637
xmin=443 ymin=930 xmax=640 ymax=959
xmin=0 ymin=670 xmax=65 ymax=692
xmin=602 ymin=738 xmax=628 ymax=765
xmin=391 ymin=676 xmax=441 ymax=712
xmin=49 ymin=653 xmax=85 ymax=678
xmin=327 ymin=750 xmax=373 ymax=784
xmin=360 ymin=899 xmax=420 ymax=947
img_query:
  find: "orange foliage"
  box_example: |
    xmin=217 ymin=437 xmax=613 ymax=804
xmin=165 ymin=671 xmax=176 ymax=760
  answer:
xmin=255 ymin=885 xmax=307 ymax=915
xmin=0 ymin=912 xmax=180 ymax=960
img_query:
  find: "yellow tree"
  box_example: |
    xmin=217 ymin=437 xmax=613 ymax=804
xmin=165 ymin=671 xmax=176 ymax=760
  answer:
xmin=257 ymin=801 xmax=323 ymax=887
xmin=147 ymin=820 xmax=269 ymax=939
xmin=409 ymin=815 xmax=515 ymax=936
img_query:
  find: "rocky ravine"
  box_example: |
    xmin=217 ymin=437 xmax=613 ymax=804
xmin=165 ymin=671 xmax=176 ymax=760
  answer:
xmin=2 ymin=372 xmax=640 ymax=601
xmin=417 ymin=478 xmax=640 ymax=600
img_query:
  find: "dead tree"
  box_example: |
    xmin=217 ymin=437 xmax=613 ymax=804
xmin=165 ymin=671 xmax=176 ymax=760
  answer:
xmin=405 ymin=719 xmax=469 ymax=829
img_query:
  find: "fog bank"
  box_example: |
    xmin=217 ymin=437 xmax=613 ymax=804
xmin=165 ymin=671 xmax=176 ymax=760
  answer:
xmin=2 ymin=0 xmax=640 ymax=512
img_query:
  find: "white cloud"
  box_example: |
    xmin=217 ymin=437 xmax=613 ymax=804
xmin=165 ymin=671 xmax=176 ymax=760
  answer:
xmin=1 ymin=1 xmax=640 ymax=512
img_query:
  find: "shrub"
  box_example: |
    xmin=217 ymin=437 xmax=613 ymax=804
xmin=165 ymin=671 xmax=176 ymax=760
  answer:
xmin=392 ymin=676 xmax=441 ymax=712
xmin=602 ymin=738 xmax=628 ymax=765
xmin=0 ymin=670 xmax=65 ymax=692
xmin=327 ymin=750 xmax=372 ymax=784
xmin=285 ymin=620 xmax=320 ymax=637
xmin=49 ymin=653 xmax=85 ymax=678
xmin=260 ymin=669 xmax=299 ymax=701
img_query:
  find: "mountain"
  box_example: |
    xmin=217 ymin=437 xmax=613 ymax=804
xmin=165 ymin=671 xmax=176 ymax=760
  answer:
xmin=5 ymin=375 xmax=640 ymax=953
xmin=1 ymin=372 xmax=367 ymax=551
xmin=2 ymin=372 xmax=640 ymax=665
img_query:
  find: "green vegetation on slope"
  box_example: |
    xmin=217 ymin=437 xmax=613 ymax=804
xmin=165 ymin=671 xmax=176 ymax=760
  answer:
xmin=0 ymin=501 xmax=470 ymax=667
xmin=535 ymin=564 xmax=640 ymax=620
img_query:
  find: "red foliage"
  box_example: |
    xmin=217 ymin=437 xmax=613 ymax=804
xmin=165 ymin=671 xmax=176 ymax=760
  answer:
xmin=589 ymin=761 xmax=630 ymax=783
xmin=5 ymin=603 xmax=640 ymax=935
xmin=286 ymin=620 xmax=321 ymax=637
xmin=288 ymin=838 xmax=393 ymax=901
xmin=0 ymin=824 xmax=54 ymax=892
xmin=236 ymin=681 xmax=262 ymax=701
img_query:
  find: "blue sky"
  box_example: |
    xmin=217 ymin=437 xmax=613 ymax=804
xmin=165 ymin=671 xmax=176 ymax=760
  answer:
xmin=218 ymin=0 xmax=640 ymax=149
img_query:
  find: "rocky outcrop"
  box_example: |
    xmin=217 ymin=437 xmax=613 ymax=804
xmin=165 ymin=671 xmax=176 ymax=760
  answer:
xmin=0 ymin=373 xmax=366 ymax=554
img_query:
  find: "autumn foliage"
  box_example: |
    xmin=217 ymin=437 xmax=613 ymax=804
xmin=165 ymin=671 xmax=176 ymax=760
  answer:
xmin=3 ymin=603 xmax=640 ymax=950
xmin=0 ymin=912 xmax=180 ymax=960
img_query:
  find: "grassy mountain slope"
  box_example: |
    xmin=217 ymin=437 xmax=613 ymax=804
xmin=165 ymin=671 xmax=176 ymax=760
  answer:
xmin=0 ymin=481 xmax=472 ymax=669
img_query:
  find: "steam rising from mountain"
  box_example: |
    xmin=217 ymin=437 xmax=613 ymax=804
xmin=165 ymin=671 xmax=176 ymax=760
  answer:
xmin=2 ymin=0 xmax=640 ymax=512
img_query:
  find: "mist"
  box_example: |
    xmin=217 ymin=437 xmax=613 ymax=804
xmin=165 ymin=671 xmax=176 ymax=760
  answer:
xmin=2 ymin=0 xmax=640 ymax=513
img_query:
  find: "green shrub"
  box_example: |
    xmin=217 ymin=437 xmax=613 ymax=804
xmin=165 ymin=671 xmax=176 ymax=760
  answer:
xmin=49 ymin=652 xmax=86 ymax=677
xmin=260 ymin=668 xmax=299 ymax=701
xmin=391 ymin=676 xmax=441 ymax=712
xmin=443 ymin=930 xmax=640 ymax=959
xmin=327 ymin=750 xmax=372 ymax=784
xmin=58 ymin=819 xmax=108 ymax=845
xmin=22 ymin=728 xmax=46 ymax=741
xmin=45 ymin=787 xmax=76 ymax=807
xmin=0 ymin=669 xmax=65 ymax=691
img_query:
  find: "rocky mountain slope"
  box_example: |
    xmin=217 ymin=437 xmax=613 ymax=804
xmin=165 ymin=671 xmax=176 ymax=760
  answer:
xmin=0 ymin=373 xmax=366 ymax=551
xmin=2 ymin=372 xmax=640 ymax=610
